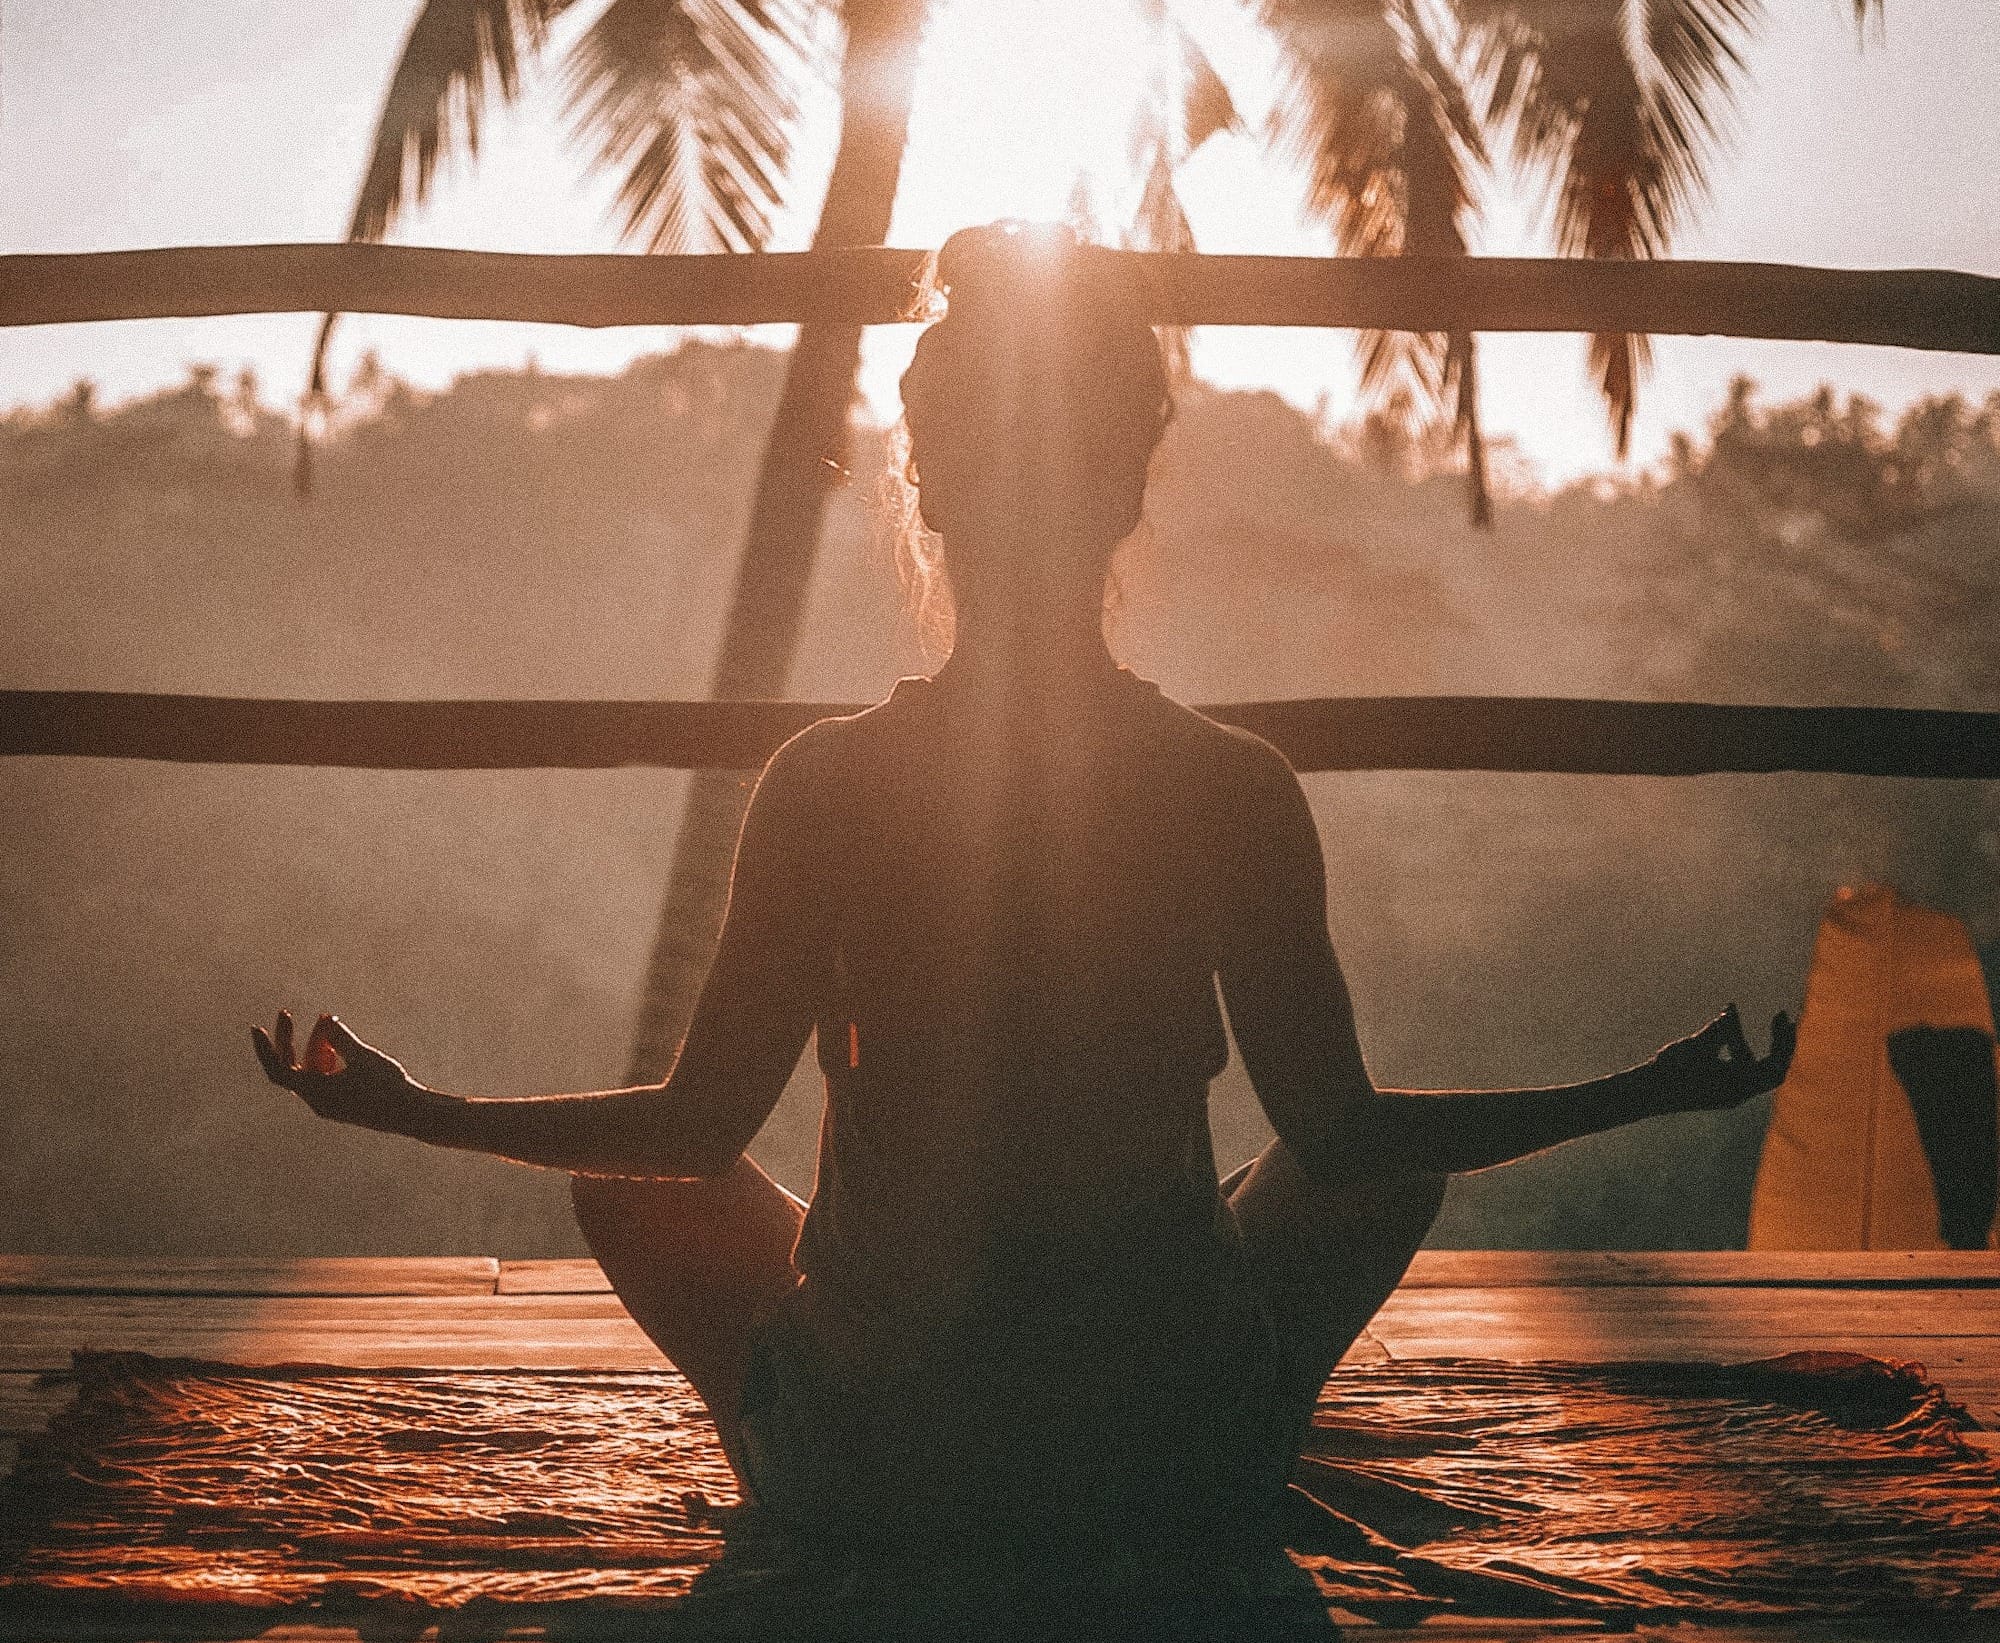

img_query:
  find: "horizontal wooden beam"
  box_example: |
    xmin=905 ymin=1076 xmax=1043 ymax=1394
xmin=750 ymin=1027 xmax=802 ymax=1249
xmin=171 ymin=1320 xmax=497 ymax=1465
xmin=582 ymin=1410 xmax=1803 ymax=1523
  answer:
xmin=0 ymin=1255 xmax=500 ymax=1297
xmin=3 ymin=244 xmax=1997 ymax=353
xmin=4 ymin=690 xmax=1996 ymax=777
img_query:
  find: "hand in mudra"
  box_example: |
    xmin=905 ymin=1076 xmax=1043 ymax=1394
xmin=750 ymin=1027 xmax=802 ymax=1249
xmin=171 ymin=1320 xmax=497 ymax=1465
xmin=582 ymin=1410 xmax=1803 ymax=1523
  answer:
xmin=252 ymin=1010 xmax=423 ymax=1134
xmin=1651 ymin=1003 xmax=1797 ymax=1112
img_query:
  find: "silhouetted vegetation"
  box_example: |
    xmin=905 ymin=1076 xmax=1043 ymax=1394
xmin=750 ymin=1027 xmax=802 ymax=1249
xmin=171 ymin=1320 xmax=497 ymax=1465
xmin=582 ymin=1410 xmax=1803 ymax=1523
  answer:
xmin=3 ymin=348 xmax=1994 ymax=1255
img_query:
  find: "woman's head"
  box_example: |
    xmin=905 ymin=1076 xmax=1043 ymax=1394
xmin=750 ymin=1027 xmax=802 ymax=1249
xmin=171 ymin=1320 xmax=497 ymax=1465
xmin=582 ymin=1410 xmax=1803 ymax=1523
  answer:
xmin=895 ymin=222 xmax=1171 ymax=644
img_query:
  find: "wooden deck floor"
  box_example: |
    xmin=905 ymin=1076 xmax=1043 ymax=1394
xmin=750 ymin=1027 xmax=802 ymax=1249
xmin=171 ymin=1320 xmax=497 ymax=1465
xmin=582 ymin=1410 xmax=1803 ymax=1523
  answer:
xmin=3 ymin=1250 xmax=1997 ymax=1640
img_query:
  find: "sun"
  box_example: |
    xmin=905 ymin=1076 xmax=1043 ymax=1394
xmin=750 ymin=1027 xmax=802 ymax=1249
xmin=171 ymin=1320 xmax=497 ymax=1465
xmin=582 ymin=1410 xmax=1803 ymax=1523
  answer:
xmin=892 ymin=0 xmax=1161 ymax=245
xmin=858 ymin=0 xmax=1293 ymax=427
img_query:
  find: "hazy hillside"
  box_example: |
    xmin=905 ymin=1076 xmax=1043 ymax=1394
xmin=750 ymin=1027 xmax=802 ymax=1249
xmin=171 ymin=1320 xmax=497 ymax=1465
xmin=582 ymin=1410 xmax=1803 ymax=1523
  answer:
xmin=4 ymin=350 xmax=1995 ymax=1255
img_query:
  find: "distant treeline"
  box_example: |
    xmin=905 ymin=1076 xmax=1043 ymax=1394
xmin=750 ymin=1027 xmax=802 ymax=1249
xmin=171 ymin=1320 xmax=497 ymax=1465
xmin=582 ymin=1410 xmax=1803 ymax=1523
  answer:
xmin=2 ymin=348 xmax=1995 ymax=1255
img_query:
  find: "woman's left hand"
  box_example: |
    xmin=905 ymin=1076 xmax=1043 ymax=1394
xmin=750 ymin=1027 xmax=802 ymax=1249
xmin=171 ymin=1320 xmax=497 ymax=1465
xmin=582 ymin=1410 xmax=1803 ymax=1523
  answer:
xmin=1650 ymin=1003 xmax=1797 ymax=1113
xmin=252 ymin=1011 xmax=428 ymax=1136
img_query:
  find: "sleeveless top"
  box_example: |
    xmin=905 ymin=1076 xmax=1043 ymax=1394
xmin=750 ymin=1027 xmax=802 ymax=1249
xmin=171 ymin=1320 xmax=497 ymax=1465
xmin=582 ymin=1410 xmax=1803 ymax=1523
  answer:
xmin=736 ymin=665 xmax=1297 ymax=1556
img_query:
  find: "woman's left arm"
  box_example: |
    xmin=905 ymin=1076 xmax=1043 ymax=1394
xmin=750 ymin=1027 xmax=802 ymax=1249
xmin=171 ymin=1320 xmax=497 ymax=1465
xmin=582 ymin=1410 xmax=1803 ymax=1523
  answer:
xmin=1220 ymin=737 xmax=1797 ymax=1181
xmin=252 ymin=732 xmax=827 ymax=1179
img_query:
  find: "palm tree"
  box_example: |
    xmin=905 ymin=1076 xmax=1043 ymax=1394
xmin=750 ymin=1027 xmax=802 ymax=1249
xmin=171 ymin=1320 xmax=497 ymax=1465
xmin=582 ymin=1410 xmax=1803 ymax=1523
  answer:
xmin=300 ymin=0 xmax=929 ymax=1084
xmin=313 ymin=0 xmax=1802 ymax=1092
xmin=618 ymin=1 xmax=927 ymax=1082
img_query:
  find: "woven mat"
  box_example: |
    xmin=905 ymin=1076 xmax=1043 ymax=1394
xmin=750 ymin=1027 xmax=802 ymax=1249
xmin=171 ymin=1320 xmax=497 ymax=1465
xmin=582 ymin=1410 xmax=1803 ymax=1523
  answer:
xmin=3 ymin=1349 xmax=1998 ymax=1635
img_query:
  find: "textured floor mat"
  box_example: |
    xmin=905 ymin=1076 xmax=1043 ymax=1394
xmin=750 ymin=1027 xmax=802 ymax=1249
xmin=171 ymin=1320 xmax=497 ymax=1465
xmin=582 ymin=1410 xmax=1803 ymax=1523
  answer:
xmin=2 ymin=1349 xmax=1996 ymax=1634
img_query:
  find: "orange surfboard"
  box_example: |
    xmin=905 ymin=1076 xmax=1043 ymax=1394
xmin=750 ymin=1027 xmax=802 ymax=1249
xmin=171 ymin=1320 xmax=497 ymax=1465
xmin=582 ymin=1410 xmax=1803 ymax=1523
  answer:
xmin=1749 ymin=883 xmax=2000 ymax=1250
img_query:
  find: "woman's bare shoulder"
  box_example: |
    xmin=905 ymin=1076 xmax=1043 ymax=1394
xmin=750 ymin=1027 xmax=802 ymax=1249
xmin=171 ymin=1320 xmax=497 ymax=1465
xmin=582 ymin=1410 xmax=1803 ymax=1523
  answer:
xmin=752 ymin=677 xmax=926 ymax=798
xmin=1144 ymin=683 xmax=1300 ymax=791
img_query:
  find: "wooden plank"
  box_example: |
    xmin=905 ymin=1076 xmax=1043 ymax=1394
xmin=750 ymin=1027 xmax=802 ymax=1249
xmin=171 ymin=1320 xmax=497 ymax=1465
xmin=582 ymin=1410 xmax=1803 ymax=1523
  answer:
xmin=0 ymin=1292 xmax=1390 ymax=1377
xmin=492 ymin=1255 xmax=1992 ymax=1295
xmin=0 ymin=1256 xmax=498 ymax=1297
xmin=0 ymin=1373 xmax=77 ymax=1439
xmin=3 ymin=246 xmax=1997 ymax=356
xmin=0 ymin=1293 xmax=662 ymax=1371
xmin=9 ymin=1253 xmax=1986 ymax=1298
xmin=14 ymin=1252 xmax=1982 ymax=1298
xmin=5 ymin=1252 xmax=1989 ymax=1298
xmin=498 ymin=1257 xmax=608 ymax=1294
xmin=8 ymin=691 xmax=2000 ymax=779
xmin=1373 ymin=1286 xmax=2000 ymax=1338
xmin=0 ymin=694 xmax=839 ymax=773
xmin=1405 ymin=1250 xmax=2000 ymax=1288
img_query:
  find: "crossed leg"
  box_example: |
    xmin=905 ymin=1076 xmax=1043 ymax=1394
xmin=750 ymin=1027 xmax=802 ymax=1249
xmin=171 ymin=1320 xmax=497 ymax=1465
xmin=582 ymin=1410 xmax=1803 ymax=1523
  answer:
xmin=568 ymin=1157 xmax=803 ymax=1488
xmin=572 ymin=1141 xmax=1444 ymax=1493
xmin=1224 ymin=1140 xmax=1447 ymax=1423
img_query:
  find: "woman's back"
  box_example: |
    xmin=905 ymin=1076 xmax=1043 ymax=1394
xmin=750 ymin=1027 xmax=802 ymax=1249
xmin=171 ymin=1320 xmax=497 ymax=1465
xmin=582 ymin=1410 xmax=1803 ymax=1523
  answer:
xmin=742 ymin=662 xmax=1295 ymax=1551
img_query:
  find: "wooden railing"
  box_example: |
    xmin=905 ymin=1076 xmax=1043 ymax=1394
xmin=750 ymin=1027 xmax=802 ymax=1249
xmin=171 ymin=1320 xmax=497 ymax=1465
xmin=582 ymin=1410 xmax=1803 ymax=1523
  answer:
xmin=4 ymin=691 xmax=1995 ymax=777
xmin=3 ymin=246 xmax=1997 ymax=353
xmin=6 ymin=245 xmax=1996 ymax=779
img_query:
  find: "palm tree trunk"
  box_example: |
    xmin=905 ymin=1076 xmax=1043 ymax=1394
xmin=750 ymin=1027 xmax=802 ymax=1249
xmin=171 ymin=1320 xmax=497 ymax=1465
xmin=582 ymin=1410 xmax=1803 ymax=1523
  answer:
xmin=623 ymin=0 xmax=925 ymax=1085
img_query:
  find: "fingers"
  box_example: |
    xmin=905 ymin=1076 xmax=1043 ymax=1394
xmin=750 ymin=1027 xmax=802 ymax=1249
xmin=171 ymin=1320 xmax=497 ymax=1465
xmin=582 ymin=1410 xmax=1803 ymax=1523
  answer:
xmin=1719 ymin=1001 xmax=1755 ymax=1067
xmin=250 ymin=1024 xmax=293 ymax=1087
xmin=319 ymin=1014 xmax=368 ymax=1065
xmin=1768 ymin=1010 xmax=1798 ymax=1074
xmin=253 ymin=1010 xmax=351 ymax=1091
xmin=1682 ymin=1006 xmax=1739 ymax=1065
xmin=306 ymin=1014 xmax=345 ymax=1077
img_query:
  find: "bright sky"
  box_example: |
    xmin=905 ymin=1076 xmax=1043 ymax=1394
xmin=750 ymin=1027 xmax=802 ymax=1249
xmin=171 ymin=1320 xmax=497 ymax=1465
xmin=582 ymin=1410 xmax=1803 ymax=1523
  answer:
xmin=3 ymin=0 xmax=1998 ymax=482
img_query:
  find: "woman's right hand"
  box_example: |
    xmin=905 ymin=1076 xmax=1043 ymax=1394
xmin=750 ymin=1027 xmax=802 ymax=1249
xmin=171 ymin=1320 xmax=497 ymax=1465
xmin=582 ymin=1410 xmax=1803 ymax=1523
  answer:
xmin=252 ymin=1010 xmax=429 ymax=1137
xmin=1649 ymin=1003 xmax=1797 ymax=1113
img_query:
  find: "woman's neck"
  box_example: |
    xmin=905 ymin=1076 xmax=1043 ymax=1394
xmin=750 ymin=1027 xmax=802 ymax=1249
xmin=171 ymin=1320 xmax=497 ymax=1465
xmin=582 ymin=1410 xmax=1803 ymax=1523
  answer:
xmin=937 ymin=601 xmax=1118 ymax=696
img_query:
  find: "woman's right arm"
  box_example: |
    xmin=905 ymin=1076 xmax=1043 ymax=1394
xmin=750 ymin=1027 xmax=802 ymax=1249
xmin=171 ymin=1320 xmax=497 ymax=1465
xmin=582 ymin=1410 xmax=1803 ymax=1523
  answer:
xmin=251 ymin=729 xmax=828 ymax=1180
xmin=1214 ymin=740 xmax=1793 ymax=1183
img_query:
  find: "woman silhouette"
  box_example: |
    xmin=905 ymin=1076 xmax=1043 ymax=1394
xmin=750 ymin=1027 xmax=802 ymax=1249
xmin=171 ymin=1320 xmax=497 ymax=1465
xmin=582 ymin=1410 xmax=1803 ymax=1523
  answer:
xmin=255 ymin=221 xmax=1792 ymax=1573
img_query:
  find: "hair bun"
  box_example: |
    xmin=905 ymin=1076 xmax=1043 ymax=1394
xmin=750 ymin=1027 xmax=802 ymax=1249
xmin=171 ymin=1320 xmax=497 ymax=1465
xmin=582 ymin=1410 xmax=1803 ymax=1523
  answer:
xmin=897 ymin=219 xmax=1172 ymax=556
xmin=934 ymin=220 xmax=1094 ymax=322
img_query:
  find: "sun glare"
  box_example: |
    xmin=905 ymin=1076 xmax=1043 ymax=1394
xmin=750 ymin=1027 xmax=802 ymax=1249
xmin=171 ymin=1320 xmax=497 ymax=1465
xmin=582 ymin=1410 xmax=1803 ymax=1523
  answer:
xmin=863 ymin=0 xmax=1250 ymax=422
xmin=894 ymin=0 xmax=1159 ymax=245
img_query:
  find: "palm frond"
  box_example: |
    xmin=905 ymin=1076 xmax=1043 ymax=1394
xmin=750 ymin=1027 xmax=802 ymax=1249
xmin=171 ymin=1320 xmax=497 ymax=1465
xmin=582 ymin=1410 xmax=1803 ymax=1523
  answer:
xmin=1262 ymin=0 xmax=1407 ymax=255
xmin=1180 ymin=27 xmax=1244 ymax=151
xmin=299 ymin=0 xmax=819 ymax=495
xmin=562 ymin=0 xmax=816 ymax=254
xmin=349 ymin=0 xmax=576 ymax=244
xmin=301 ymin=0 xmax=573 ymax=490
xmin=1465 ymin=0 xmax=1759 ymax=456
xmin=1134 ymin=148 xmax=1199 ymax=254
xmin=1649 ymin=0 xmax=1755 ymax=151
xmin=1120 ymin=21 xmax=1242 ymax=185
xmin=1264 ymin=0 xmax=1490 ymax=521
xmin=1133 ymin=148 xmax=1197 ymax=381
xmin=1122 ymin=17 xmax=1243 ymax=382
